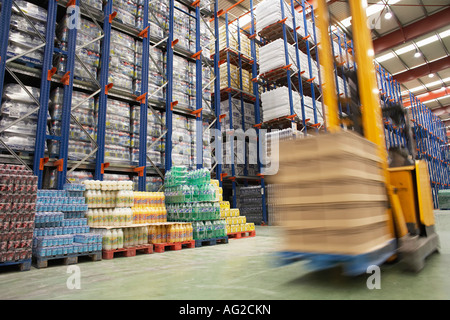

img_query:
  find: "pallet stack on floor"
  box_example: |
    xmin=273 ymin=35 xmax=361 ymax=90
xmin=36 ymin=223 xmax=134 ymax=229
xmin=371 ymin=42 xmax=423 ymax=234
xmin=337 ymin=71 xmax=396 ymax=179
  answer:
xmin=32 ymin=184 xmax=102 ymax=269
xmin=165 ymin=167 xmax=228 ymax=248
xmin=0 ymin=165 xmax=37 ymax=271
xmin=220 ymin=201 xmax=256 ymax=239
xmin=237 ymin=186 xmax=266 ymax=225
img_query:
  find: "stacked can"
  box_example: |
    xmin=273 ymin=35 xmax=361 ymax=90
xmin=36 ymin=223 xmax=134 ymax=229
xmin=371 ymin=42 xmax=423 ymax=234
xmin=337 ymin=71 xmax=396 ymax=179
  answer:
xmin=0 ymin=164 xmax=38 ymax=263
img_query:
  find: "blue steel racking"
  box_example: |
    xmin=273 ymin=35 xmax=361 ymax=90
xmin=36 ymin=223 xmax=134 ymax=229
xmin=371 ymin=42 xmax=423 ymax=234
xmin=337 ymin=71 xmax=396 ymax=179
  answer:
xmin=407 ymin=92 xmax=450 ymax=207
xmin=214 ymin=0 xmax=329 ymax=224
xmin=376 ymin=58 xmax=449 ymax=209
xmin=0 ymin=0 xmax=217 ymax=191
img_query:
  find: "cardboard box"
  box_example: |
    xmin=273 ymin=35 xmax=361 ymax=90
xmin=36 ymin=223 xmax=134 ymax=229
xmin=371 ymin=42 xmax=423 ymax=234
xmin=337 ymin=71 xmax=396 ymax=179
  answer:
xmin=277 ymin=202 xmax=389 ymax=229
xmin=277 ymin=130 xmax=381 ymax=164
xmin=280 ymin=180 xmax=388 ymax=206
xmin=283 ymin=222 xmax=392 ymax=255
xmin=269 ymin=155 xmax=384 ymax=185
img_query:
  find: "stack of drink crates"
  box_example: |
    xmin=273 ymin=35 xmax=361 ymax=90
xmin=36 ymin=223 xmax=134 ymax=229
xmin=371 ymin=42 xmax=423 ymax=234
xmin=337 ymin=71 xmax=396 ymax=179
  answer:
xmin=438 ymin=190 xmax=450 ymax=210
xmin=237 ymin=186 xmax=265 ymax=225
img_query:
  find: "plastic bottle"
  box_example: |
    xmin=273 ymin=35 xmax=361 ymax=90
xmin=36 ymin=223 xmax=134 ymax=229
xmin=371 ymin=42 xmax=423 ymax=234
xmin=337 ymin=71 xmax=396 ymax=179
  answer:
xmin=198 ymin=221 xmax=205 ymax=240
xmin=179 ymin=224 xmax=185 ymax=242
xmin=204 ymin=221 xmax=212 ymax=239
xmin=141 ymin=227 xmax=147 ymax=244
xmin=155 ymin=226 xmax=161 ymax=244
xmin=96 ymin=209 xmax=103 ymax=226
xmin=111 ymin=229 xmax=118 ymax=250
xmin=117 ymin=229 xmax=124 ymax=249
xmin=133 ymin=227 xmax=139 ymax=246
xmin=142 ymin=226 xmax=148 ymax=244
xmin=103 ymin=230 xmax=112 ymax=250
xmin=112 ymin=208 xmax=119 ymax=226
xmin=108 ymin=209 xmax=114 ymax=226
xmin=127 ymin=208 xmax=133 ymax=225
xmin=91 ymin=209 xmax=98 ymax=227
xmin=122 ymin=228 xmax=128 ymax=247
xmin=86 ymin=209 xmax=94 ymax=226
xmin=119 ymin=208 xmax=125 ymax=226
xmin=167 ymin=224 xmax=174 ymax=243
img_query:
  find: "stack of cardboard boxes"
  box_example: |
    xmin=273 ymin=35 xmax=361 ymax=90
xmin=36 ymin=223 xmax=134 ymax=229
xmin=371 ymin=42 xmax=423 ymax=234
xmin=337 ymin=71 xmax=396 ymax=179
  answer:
xmin=269 ymin=131 xmax=394 ymax=255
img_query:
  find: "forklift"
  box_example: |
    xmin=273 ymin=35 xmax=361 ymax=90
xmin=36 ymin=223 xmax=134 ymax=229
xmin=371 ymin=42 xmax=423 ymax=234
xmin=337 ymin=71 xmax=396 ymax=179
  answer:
xmin=315 ymin=0 xmax=439 ymax=272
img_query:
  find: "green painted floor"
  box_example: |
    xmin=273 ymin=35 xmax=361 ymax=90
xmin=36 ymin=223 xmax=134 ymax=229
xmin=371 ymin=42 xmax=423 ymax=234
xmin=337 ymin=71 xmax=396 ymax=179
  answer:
xmin=1 ymin=211 xmax=450 ymax=300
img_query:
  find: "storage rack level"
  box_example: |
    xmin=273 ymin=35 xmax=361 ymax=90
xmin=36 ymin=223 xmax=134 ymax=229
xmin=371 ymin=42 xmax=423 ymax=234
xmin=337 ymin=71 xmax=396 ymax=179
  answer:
xmin=0 ymin=0 xmax=219 ymax=191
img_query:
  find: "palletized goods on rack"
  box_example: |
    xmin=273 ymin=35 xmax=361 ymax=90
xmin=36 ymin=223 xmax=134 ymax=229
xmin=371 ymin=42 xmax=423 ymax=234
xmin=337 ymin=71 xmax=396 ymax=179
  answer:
xmin=0 ymin=84 xmax=42 ymax=152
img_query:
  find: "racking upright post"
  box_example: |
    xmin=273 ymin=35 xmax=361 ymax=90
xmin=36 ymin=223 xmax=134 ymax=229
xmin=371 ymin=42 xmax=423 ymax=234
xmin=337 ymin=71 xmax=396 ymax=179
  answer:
xmin=0 ymin=0 xmax=12 ymax=110
xmin=33 ymin=0 xmax=58 ymax=189
xmin=56 ymin=0 xmax=79 ymax=189
xmin=310 ymin=3 xmax=324 ymax=127
xmin=194 ymin=0 xmax=203 ymax=170
xmin=301 ymin=0 xmax=318 ymax=127
xmin=94 ymin=0 xmax=114 ymax=180
xmin=236 ymin=17 xmax=248 ymax=184
xmin=165 ymin=0 xmax=175 ymax=172
xmin=138 ymin=0 xmax=150 ymax=191
xmin=249 ymin=0 xmax=267 ymax=224
xmin=278 ymin=0 xmax=295 ymax=118
xmin=289 ymin=0 xmax=308 ymax=136
xmin=224 ymin=12 xmax=237 ymax=207
xmin=213 ymin=0 xmax=222 ymax=187
xmin=330 ymin=30 xmax=343 ymax=120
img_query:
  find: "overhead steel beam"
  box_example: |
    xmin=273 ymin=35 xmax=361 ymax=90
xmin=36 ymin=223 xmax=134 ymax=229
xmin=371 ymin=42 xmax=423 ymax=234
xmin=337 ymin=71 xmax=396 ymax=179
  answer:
xmin=394 ymin=56 xmax=450 ymax=83
xmin=403 ymin=86 xmax=450 ymax=107
xmin=431 ymin=105 xmax=450 ymax=116
xmin=373 ymin=7 xmax=450 ymax=55
xmin=393 ymin=56 xmax=450 ymax=84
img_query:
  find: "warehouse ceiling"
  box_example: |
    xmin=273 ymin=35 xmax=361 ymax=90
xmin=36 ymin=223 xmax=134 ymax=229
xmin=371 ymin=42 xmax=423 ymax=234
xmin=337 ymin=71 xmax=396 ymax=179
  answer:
xmin=216 ymin=0 xmax=450 ymax=127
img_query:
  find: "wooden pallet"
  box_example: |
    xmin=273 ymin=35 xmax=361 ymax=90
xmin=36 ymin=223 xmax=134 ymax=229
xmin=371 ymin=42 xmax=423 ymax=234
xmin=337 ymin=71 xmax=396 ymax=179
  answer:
xmin=195 ymin=236 xmax=229 ymax=248
xmin=153 ymin=240 xmax=196 ymax=253
xmin=34 ymin=251 xmax=102 ymax=269
xmin=102 ymin=244 xmax=153 ymax=260
xmin=0 ymin=259 xmax=32 ymax=272
xmin=227 ymin=230 xmax=256 ymax=239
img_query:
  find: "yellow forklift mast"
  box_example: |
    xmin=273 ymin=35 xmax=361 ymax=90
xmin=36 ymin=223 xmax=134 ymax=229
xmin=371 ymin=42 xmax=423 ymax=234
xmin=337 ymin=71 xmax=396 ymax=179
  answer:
xmin=316 ymin=0 xmax=439 ymax=271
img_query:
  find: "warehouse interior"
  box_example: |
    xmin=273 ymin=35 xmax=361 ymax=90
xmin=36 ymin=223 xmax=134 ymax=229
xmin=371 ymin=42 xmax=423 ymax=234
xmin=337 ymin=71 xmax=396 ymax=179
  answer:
xmin=0 ymin=0 xmax=449 ymax=302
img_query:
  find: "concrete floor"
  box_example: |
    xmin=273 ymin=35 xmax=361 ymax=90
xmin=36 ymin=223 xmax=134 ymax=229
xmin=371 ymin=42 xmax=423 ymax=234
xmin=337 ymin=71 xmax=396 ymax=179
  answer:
xmin=0 ymin=211 xmax=450 ymax=300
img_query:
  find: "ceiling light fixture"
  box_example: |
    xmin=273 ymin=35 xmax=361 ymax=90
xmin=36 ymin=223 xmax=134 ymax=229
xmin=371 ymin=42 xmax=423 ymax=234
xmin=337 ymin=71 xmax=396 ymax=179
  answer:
xmin=385 ymin=7 xmax=392 ymax=20
xmin=429 ymin=73 xmax=435 ymax=78
xmin=414 ymin=49 xmax=421 ymax=58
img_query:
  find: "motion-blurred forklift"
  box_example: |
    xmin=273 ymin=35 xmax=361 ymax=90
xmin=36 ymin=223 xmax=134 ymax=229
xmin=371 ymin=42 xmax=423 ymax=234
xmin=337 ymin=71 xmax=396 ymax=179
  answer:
xmin=316 ymin=0 xmax=439 ymax=272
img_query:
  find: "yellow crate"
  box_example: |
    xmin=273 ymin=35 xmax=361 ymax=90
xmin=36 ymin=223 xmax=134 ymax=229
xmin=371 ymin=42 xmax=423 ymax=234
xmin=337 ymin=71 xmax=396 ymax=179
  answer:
xmin=211 ymin=179 xmax=220 ymax=188
xmin=230 ymin=208 xmax=240 ymax=217
xmin=226 ymin=225 xmax=231 ymax=234
xmin=220 ymin=201 xmax=230 ymax=209
xmin=238 ymin=216 xmax=246 ymax=224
